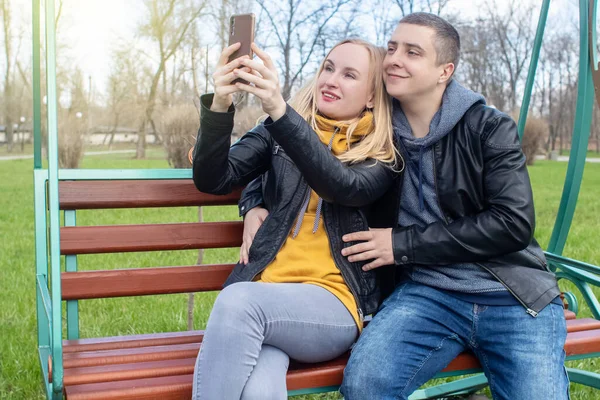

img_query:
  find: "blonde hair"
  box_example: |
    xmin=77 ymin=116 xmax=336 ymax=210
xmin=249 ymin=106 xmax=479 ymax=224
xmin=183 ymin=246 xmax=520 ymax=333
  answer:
xmin=289 ymin=38 xmax=399 ymax=167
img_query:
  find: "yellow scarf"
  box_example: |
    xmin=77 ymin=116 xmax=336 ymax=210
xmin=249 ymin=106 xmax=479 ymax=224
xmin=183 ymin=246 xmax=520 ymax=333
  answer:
xmin=314 ymin=111 xmax=374 ymax=155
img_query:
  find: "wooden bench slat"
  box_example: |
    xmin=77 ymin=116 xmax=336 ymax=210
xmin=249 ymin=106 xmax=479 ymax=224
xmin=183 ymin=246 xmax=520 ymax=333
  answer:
xmin=63 ymin=344 xmax=201 ymax=369
xmin=61 ymin=314 xmax=593 ymax=354
xmin=565 ymin=310 xmax=577 ymax=320
xmin=59 ymin=180 xmax=242 ymax=210
xmin=60 ymin=222 xmax=243 ymax=255
xmin=62 ymin=265 xmax=234 ymax=300
xmin=63 ymin=331 xmax=204 ymax=353
xmin=65 ymin=374 xmax=193 ymax=400
xmin=565 ymin=329 xmax=600 ymax=356
xmin=565 ymin=318 xmax=600 ymax=333
xmin=64 ymin=358 xmax=196 ymax=386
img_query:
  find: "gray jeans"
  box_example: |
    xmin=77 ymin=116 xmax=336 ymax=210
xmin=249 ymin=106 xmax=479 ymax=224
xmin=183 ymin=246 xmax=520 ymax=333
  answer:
xmin=192 ymin=282 xmax=358 ymax=400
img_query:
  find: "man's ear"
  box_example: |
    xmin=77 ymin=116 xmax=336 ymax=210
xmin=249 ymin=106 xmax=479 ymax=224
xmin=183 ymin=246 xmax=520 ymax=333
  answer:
xmin=438 ymin=63 xmax=455 ymax=84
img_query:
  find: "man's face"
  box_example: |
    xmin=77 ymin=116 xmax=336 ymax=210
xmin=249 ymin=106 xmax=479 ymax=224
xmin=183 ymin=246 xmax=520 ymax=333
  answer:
xmin=383 ymin=23 xmax=448 ymax=101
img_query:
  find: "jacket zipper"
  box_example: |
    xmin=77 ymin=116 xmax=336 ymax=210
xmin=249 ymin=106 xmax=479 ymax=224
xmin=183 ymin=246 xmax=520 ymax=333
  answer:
xmin=476 ymin=263 xmax=538 ymax=317
xmin=322 ymin=207 xmax=364 ymax=323
xmin=432 ymin=145 xmax=538 ymax=317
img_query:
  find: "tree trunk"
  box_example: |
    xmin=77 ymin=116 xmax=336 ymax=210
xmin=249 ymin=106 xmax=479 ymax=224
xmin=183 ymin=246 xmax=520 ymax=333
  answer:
xmin=136 ymin=120 xmax=147 ymax=159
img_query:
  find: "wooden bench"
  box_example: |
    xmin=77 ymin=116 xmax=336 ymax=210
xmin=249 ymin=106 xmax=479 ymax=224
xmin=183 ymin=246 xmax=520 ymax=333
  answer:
xmin=40 ymin=177 xmax=600 ymax=399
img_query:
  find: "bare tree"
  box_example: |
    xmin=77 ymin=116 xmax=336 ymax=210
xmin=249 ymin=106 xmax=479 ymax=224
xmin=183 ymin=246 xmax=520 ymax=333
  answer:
xmin=254 ymin=0 xmax=352 ymax=100
xmin=394 ymin=0 xmax=450 ymax=16
xmin=135 ymin=0 xmax=208 ymax=159
xmin=458 ymin=20 xmax=509 ymax=111
xmin=485 ymin=0 xmax=536 ymax=111
xmin=1 ymin=0 xmax=14 ymax=151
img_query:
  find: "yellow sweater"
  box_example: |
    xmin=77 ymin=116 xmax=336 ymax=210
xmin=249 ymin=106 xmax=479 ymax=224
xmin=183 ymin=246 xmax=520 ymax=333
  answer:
xmin=257 ymin=189 xmax=361 ymax=328
xmin=256 ymin=111 xmax=375 ymax=330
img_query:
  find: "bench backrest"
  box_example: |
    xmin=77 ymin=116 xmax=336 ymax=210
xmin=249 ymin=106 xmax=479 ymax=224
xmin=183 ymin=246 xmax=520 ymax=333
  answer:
xmin=57 ymin=179 xmax=243 ymax=301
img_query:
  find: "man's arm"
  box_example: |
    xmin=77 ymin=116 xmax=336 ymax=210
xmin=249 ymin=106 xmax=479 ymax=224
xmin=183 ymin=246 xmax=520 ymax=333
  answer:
xmin=344 ymin=112 xmax=535 ymax=270
xmin=392 ymin=113 xmax=534 ymax=266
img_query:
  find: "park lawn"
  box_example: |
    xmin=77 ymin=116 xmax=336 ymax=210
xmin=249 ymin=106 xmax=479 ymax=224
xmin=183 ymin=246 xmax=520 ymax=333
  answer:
xmin=1 ymin=155 xmax=599 ymax=399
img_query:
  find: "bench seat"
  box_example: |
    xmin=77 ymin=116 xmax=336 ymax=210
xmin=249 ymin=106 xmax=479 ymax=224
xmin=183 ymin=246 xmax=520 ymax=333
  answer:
xmin=54 ymin=310 xmax=600 ymax=399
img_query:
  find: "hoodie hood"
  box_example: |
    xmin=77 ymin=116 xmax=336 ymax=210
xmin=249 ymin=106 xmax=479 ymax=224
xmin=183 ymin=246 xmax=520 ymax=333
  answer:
xmin=393 ymin=80 xmax=486 ymax=212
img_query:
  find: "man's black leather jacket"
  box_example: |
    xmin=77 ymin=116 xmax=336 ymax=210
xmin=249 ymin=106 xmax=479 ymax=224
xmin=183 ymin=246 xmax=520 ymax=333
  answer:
xmin=240 ymin=103 xmax=560 ymax=316
xmin=193 ymin=94 xmax=397 ymax=317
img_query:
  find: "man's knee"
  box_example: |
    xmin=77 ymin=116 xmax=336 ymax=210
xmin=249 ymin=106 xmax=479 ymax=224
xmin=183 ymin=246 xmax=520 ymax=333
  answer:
xmin=341 ymin=350 xmax=395 ymax=399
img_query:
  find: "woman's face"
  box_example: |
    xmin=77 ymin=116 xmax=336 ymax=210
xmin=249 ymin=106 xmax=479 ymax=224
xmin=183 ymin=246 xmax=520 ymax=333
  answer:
xmin=316 ymin=43 xmax=375 ymax=121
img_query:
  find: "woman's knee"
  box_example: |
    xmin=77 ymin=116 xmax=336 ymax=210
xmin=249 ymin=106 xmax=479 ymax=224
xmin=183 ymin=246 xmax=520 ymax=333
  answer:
xmin=212 ymin=282 xmax=258 ymax=316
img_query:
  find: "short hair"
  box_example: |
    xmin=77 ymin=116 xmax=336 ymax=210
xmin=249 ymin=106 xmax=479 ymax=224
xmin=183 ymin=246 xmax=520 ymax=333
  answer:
xmin=399 ymin=12 xmax=460 ymax=71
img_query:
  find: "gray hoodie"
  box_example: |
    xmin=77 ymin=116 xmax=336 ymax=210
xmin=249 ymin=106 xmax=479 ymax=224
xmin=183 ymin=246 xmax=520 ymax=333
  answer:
xmin=393 ymin=80 xmax=511 ymax=299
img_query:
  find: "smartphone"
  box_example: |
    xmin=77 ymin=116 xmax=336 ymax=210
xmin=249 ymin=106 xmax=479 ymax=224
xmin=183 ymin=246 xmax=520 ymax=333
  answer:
xmin=228 ymin=13 xmax=256 ymax=84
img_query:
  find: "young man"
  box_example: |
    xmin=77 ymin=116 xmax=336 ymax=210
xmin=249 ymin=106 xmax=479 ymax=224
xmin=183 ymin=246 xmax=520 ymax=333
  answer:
xmin=238 ymin=12 xmax=567 ymax=400
xmin=337 ymin=13 xmax=568 ymax=400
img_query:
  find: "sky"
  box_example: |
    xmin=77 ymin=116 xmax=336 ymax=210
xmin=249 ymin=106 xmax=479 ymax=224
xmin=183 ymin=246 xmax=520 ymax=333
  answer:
xmin=2 ymin=0 xmax=580 ymax=99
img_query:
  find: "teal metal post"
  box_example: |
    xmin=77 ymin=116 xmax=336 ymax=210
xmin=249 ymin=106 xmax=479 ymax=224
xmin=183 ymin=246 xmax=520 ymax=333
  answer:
xmin=547 ymin=0 xmax=595 ymax=254
xmin=44 ymin=0 xmax=64 ymax=396
xmin=517 ymin=0 xmax=552 ymax=139
xmin=65 ymin=211 xmax=80 ymax=340
xmin=32 ymin=0 xmax=42 ymax=169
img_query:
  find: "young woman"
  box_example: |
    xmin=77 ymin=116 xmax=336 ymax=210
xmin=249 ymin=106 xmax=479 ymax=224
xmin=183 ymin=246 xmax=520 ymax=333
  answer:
xmin=191 ymin=39 xmax=398 ymax=400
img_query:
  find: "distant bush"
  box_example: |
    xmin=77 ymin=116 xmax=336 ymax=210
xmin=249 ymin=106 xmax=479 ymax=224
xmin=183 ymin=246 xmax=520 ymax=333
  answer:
xmin=159 ymin=104 xmax=199 ymax=168
xmin=58 ymin=112 xmax=85 ymax=169
xmin=510 ymin=112 xmax=548 ymax=166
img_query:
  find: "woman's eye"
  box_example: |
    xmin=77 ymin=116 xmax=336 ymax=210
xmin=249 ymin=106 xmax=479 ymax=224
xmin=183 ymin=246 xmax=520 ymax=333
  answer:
xmin=387 ymin=47 xmax=395 ymax=53
xmin=345 ymin=73 xmax=356 ymax=79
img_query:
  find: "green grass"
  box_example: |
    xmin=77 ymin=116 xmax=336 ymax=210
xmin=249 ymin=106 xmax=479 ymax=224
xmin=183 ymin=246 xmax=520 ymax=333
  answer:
xmin=1 ymin=156 xmax=599 ymax=399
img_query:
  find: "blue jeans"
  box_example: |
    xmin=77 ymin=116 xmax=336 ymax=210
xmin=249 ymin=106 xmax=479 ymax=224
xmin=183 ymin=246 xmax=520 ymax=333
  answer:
xmin=341 ymin=281 xmax=569 ymax=400
xmin=192 ymin=282 xmax=357 ymax=400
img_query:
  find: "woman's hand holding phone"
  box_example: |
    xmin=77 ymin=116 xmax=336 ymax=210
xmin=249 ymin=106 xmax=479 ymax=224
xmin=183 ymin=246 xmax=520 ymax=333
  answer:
xmin=211 ymin=43 xmax=249 ymax=112
xmin=234 ymin=44 xmax=287 ymax=121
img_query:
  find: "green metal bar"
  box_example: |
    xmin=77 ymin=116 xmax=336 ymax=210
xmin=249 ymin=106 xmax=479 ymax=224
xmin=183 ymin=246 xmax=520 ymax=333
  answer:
xmin=65 ymin=211 xmax=79 ymax=340
xmin=566 ymin=351 xmax=600 ymax=362
xmin=562 ymin=291 xmax=580 ymax=315
xmin=546 ymin=252 xmax=600 ymax=276
xmin=547 ymin=0 xmax=595 ymax=255
xmin=555 ymin=272 xmax=600 ymax=319
xmin=37 ymin=275 xmax=53 ymax=333
xmin=58 ymin=168 xmax=192 ymax=180
xmin=38 ymin=346 xmax=53 ymax=400
xmin=556 ymin=263 xmax=600 ymax=288
xmin=32 ymin=0 xmax=42 ymax=169
xmin=34 ymin=171 xmax=50 ymax=353
xmin=517 ymin=0 xmax=552 ymax=139
xmin=44 ymin=0 xmax=63 ymax=394
xmin=566 ymin=368 xmax=600 ymax=389
xmin=409 ymin=374 xmax=488 ymax=400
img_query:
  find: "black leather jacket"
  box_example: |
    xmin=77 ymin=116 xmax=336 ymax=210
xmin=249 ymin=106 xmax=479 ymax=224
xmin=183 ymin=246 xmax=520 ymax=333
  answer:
xmin=193 ymin=94 xmax=396 ymax=316
xmin=240 ymin=103 xmax=560 ymax=316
